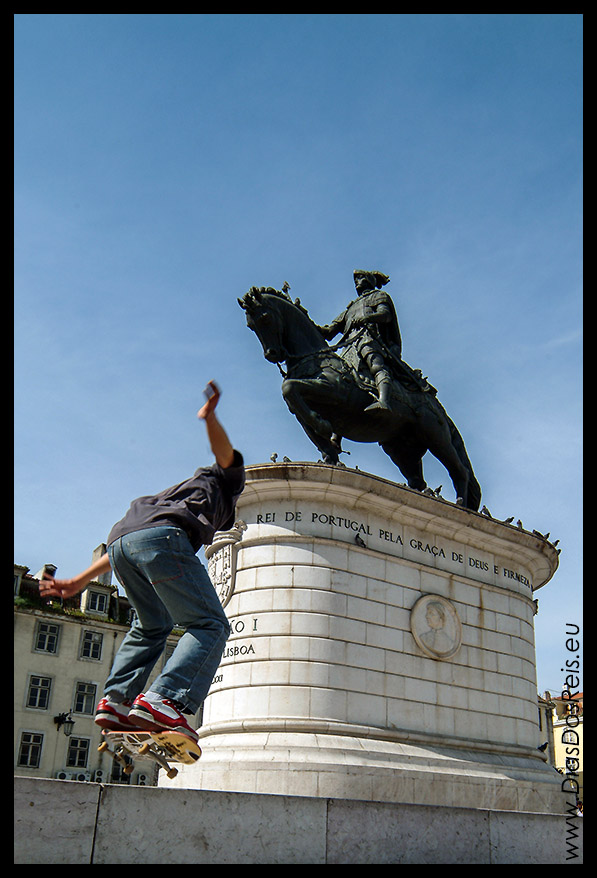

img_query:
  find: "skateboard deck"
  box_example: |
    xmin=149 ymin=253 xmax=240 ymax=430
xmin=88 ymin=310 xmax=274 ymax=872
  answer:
xmin=99 ymin=729 xmax=201 ymax=779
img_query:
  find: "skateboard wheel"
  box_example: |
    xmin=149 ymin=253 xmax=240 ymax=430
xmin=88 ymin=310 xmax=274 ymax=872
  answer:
xmin=124 ymin=763 xmax=134 ymax=775
xmin=166 ymin=768 xmax=178 ymax=779
xmin=138 ymin=742 xmax=150 ymax=755
xmin=98 ymin=742 xmax=109 ymax=752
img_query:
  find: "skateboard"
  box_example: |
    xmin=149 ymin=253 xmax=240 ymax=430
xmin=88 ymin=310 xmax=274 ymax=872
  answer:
xmin=98 ymin=729 xmax=201 ymax=779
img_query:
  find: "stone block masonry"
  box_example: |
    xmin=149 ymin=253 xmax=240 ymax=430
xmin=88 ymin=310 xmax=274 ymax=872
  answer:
xmin=14 ymin=777 xmax=582 ymax=864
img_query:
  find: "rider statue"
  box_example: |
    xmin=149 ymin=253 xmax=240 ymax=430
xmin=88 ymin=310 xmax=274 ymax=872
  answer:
xmin=318 ymin=270 xmax=435 ymax=411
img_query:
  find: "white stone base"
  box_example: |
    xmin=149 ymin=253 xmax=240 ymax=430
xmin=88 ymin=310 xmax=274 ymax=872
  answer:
xmin=175 ymin=463 xmax=562 ymax=813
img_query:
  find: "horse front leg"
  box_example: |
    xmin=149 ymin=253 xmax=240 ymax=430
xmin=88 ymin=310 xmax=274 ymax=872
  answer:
xmin=281 ymin=378 xmax=340 ymax=464
xmin=380 ymin=439 xmax=428 ymax=492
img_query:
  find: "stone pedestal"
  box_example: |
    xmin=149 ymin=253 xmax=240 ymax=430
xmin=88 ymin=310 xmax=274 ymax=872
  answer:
xmin=161 ymin=463 xmax=563 ymax=813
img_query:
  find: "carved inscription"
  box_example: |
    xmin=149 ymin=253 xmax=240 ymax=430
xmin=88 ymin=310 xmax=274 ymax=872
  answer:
xmin=212 ymin=615 xmax=260 ymax=685
xmin=253 ymin=506 xmax=532 ymax=588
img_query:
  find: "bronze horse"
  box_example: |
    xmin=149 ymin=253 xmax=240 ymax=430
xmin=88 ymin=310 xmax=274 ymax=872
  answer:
xmin=239 ymin=286 xmax=481 ymax=511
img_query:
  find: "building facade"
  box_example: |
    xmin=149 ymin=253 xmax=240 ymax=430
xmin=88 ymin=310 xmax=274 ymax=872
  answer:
xmin=14 ymin=556 xmax=192 ymax=785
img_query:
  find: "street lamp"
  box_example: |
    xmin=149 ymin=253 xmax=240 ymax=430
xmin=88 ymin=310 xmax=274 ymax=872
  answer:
xmin=54 ymin=711 xmax=75 ymax=737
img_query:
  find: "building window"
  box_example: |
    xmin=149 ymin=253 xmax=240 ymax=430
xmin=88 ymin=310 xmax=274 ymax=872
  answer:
xmin=74 ymin=682 xmax=97 ymax=715
xmin=66 ymin=737 xmax=90 ymax=769
xmin=80 ymin=630 xmax=103 ymax=661
xmin=88 ymin=591 xmax=109 ymax=614
xmin=27 ymin=675 xmax=52 ymax=710
xmin=562 ymin=729 xmax=579 ymax=744
xmin=18 ymin=732 xmax=43 ymax=768
xmin=34 ymin=621 xmax=60 ymax=654
xmin=110 ymin=758 xmax=132 ymax=784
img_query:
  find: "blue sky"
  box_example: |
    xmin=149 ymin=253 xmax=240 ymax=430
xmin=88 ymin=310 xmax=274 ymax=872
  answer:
xmin=14 ymin=14 xmax=582 ymax=694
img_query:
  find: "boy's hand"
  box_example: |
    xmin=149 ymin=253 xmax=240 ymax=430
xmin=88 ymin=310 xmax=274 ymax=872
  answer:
xmin=197 ymin=380 xmax=220 ymax=420
xmin=38 ymin=554 xmax=111 ymax=599
xmin=39 ymin=573 xmax=84 ymax=599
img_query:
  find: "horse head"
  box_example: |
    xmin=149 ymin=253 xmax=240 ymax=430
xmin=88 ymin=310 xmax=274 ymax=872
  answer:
xmin=238 ymin=287 xmax=288 ymax=363
xmin=239 ymin=285 xmax=327 ymax=365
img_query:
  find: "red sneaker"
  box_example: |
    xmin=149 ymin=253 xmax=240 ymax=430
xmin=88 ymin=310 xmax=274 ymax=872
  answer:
xmin=94 ymin=697 xmax=136 ymax=731
xmin=128 ymin=692 xmax=199 ymax=742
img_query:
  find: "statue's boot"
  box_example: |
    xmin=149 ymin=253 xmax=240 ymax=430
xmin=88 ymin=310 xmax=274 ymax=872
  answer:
xmin=365 ymin=377 xmax=393 ymax=412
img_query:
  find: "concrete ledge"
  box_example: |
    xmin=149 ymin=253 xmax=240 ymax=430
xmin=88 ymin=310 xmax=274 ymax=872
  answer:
xmin=15 ymin=776 xmax=583 ymax=864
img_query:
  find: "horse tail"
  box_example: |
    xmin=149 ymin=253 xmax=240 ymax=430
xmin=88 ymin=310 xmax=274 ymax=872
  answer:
xmin=446 ymin=415 xmax=482 ymax=511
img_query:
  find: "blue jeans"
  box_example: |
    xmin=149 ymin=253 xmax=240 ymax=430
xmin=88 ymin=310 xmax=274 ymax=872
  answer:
xmin=105 ymin=526 xmax=230 ymax=714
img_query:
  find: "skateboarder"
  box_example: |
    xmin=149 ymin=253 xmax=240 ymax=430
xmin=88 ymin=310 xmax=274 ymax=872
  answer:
xmin=39 ymin=381 xmax=245 ymax=742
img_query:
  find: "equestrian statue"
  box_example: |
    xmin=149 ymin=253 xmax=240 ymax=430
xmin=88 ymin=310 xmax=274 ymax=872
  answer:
xmin=238 ymin=270 xmax=482 ymax=511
